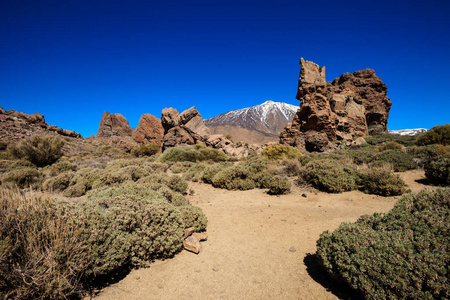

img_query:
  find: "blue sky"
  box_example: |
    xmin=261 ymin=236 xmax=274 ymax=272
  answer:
xmin=1 ymin=0 xmax=449 ymax=137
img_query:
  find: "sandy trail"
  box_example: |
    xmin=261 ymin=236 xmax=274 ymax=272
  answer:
xmin=89 ymin=170 xmax=428 ymax=300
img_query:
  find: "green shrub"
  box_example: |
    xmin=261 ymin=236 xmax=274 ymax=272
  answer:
xmin=416 ymin=124 xmax=450 ymax=146
xmin=316 ymin=189 xmax=450 ymax=299
xmin=8 ymin=135 xmax=65 ymax=167
xmin=361 ymin=165 xmax=406 ymax=196
xmin=343 ymin=146 xmax=378 ymax=165
xmin=424 ymin=156 xmax=450 ymax=186
xmin=177 ymin=205 xmax=208 ymax=231
xmin=46 ymin=160 xmax=76 ymax=176
xmin=201 ymin=164 xmax=226 ymax=184
xmin=280 ymin=159 xmax=302 ymax=176
xmin=365 ymin=133 xmax=396 ymax=145
xmin=1 ymin=167 xmax=41 ymax=189
xmin=63 ymin=183 xmax=87 ymax=197
xmin=0 ymin=187 xmax=89 ymax=299
xmin=264 ymin=175 xmax=291 ymax=195
xmin=261 ymin=144 xmax=303 ymax=160
xmin=42 ymin=171 xmax=75 ymax=191
xmin=131 ymin=143 xmax=160 ymax=157
xmin=378 ymin=141 xmax=402 ymax=151
xmin=370 ymin=150 xmax=417 ymax=172
xmin=302 ymin=159 xmax=358 ymax=193
xmin=198 ymin=146 xmax=229 ymax=162
xmin=211 ymin=166 xmax=256 ymax=190
xmin=82 ymin=184 xmax=186 ymax=274
xmin=159 ymin=146 xmax=205 ymax=162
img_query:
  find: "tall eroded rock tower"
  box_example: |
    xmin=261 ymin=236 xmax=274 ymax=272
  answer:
xmin=280 ymin=58 xmax=391 ymax=152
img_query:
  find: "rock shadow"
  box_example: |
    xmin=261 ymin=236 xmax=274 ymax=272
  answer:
xmin=303 ymin=253 xmax=363 ymax=300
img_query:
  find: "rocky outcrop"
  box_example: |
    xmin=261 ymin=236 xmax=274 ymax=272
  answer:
xmin=280 ymin=58 xmax=391 ymax=152
xmin=0 ymin=107 xmax=82 ymax=141
xmin=132 ymin=113 xmax=164 ymax=145
xmin=161 ymin=107 xmax=211 ymax=150
xmin=97 ymin=111 xmax=133 ymax=138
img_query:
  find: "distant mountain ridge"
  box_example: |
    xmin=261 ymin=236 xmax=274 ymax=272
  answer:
xmin=205 ymin=101 xmax=298 ymax=139
xmin=389 ymin=128 xmax=427 ymax=136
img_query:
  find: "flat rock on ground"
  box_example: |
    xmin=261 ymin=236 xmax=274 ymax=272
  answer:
xmin=89 ymin=170 xmax=430 ymax=300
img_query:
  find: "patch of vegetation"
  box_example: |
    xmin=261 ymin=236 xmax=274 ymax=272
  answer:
xmin=416 ymin=124 xmax=450 ymax=146
xmin=177 ymin=205 xmax=208 ymax=231
xmin=0 ymin=187 xmax=89 ymax=299
xmin=1 ymin=167 xmax=42 ymax=189
xmin=159 ymin=145 xmax=228 ymax=163
xmin=131 ymin=143 xmax=160 ymax=157
xmin=8 ymin=135 xmax=65 ymax=167
xmin=316 ymin=189 xmax=450 ymax=299
xmin=211 ymin=165 xmax=256 ymax=190
xmin=302 ymin=159 xmax=358 ymax=193
xmin=424 ymin=156 xmax=450 ymax=186
xmin=261 ymin=144 xmax=303 ymax=160
xmin=378 ymin=141 xmax=402 ymax=151
xmin=370 ymin=150 xmax=417 ymax=172
xmin=361 ymin=165 xmax=406 ymax=196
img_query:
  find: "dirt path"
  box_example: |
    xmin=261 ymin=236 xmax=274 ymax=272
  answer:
xmin=89 ymin=170 xmax=428 ymax=300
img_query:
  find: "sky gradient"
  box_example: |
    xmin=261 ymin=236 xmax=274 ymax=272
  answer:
xmin=1 ymin=0 xmax=449 ymax=137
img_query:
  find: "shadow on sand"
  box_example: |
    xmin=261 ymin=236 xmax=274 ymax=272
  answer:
xmin=303 ymin=253 xmax=363 ymax=300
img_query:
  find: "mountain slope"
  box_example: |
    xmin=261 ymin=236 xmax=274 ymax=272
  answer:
xmin=205 ymin=101 xmax=298 ymax=142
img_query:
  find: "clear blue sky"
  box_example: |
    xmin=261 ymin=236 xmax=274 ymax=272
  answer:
xmin=1 ymin=0 xmax=449 ymax=137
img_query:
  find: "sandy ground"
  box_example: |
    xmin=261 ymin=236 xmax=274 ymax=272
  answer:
xmin=89 ymin=170 xmax=430 ymax=300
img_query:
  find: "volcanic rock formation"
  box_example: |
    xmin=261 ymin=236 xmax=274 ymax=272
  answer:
xmin=0 ymin=107 xmax=81 ymax=141
xmin=280 ymin=58 xmax=392 ymax=152
xmin=161 ymin=107 xmax=211 ymax=150
xmin=132 ymin=113 xmax=164 ymax=145
xmin=97 ymin=111 xmax=133 ymax=138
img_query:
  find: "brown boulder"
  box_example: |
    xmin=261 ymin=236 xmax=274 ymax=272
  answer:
xmin=161 ymin=108 xmax=180 ymax=131
xmin=132 ymin=113 xmax=164 ymax=145
xmin=97 ymin=111 xmax=132 ymax=138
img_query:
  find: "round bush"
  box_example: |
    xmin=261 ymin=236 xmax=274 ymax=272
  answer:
xmin=416 ymin=124 xmax=450 ymax=146
xmin=425 ymin=156 xmax=450 ymax=186
xmin=302 ymin=159 xmax=358 ymax=193
xmin=131 ymin=143 xmax=160 ymax=157
xmin=261 ymin=144 xmax=302 ymax=161
xmin=177 ymin=205 xmax=208 ymax=231
xmin=316 ymin=189 xmax=450 ymax=299
xmin=211 ymin=166 xmax=256 ymax=190
xmin=265 ymin=175 xmax=291 ymax=195
xmin=362 ymin=166 xmax=406 ymax=196
xmin=1 ymin=167 xmax=41 ymax=188
xmin=8 ymin=135 xmax=65 ymax=167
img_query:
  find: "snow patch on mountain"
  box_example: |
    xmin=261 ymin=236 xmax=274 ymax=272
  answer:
xmin=389 ymin=128 xmax=428 ymax=136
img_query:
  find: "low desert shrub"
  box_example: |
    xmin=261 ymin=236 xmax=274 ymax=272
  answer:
xmin=264 ymin=175 xmax=291 ymax=195
xmin=302 ymin=159 xmax=358 ymax=193
xmin=46 ymin=160 xmax=76 ymax=176
xmin=424 ymin=156 xmax=450 ymax=186
xmin=211 ymin=166 xmax=256 ymax=190
xmin=131 ymin=143 xmax=160 ymax=157
xmin=177 ymin=205 xmax=208 ymax=231
xmin=63 ymin=183 xmax=87 ymax=197
xmin=280 ymin=159 xmax=302 ymax=176
xmin=159 ymin=146 xmax=205 ymax=162
xmin=416 ymin=124 xmax=450 ymax=146
xmin=316 ymin=189 xmax=450 ymax=299
xmin=196 ymin=144 xmax=229 ymax=162
xmin=361 ymin=165 xmax=406 ymax=196
xmin=1 ymin=167 xmax=42 ymax=189
xmin=8 ymin=135 xmax=65 ymax=167
xmin=42 ymin=171 xmax=75 ymax=191
xmin=0 ymin=187 xmax=89 ymax=299
xmin=378 ymin=141 xmax=402 ymax=151
xmin=261 ymin=144 xmax=302 ymax=161
xmin=82 ymin=184 xmax=186 ymax=274
xmin=370 ymin=150 xmax=417 ymax=172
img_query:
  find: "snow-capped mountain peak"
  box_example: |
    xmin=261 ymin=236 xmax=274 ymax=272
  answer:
xmin=205 ymin=101 xmax=298 ymax=137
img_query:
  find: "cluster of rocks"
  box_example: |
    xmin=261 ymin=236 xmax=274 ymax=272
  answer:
xmin=0 ymin=106 xmax=81 ymax=142
xmin=280 ymin=58 xmax=391 ymax=152
xmin=96 ymin=106 xmax=260 ymax=157
xmin=183 ymin=227 xmax=208 ymax=254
